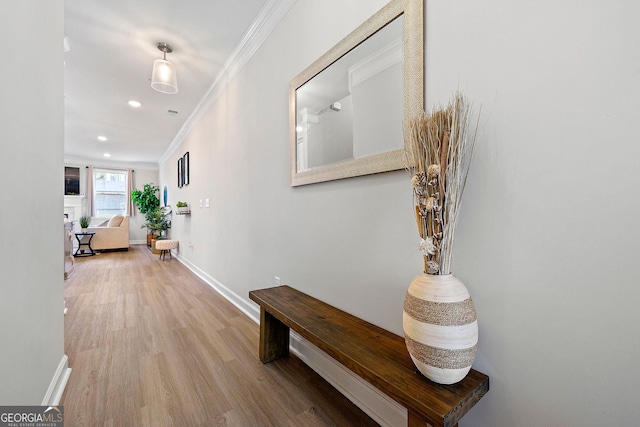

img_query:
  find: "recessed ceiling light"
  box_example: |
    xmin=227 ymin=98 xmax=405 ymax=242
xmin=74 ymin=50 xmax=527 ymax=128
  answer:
xmin=103 ymin=153 xmax=111 ymax=158
xmin=128 ymin=100 xmax=142 ymax=108
xmin=97 ymin=136 xmax=107 ymax=142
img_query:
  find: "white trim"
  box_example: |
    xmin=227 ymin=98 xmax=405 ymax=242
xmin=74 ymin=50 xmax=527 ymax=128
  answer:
xmin=175 ymin=253 xmax=408 ymax=427
xmin=64 ymin=155 xmax=159 ymax=171
xmin=176 ymin=255 xmax=257 ymax=322
xmin=41 ymin=355 xmax=72 ymax=406
xmin=290 ymin=332 xmax=407 ymax=426
xmin=348 ymin=37 xmax=403 ymax=91
xmin=159 ymin=0 xmax=297 ymax=165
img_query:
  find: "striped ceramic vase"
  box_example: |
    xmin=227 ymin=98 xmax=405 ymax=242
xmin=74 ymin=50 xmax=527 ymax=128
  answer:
xmin=403 ymin=273 xmax=478 ymax=384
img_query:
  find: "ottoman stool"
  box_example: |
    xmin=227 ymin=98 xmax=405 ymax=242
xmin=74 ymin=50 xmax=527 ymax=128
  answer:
xmin=155 ymin=239 xmax=179 ymax=260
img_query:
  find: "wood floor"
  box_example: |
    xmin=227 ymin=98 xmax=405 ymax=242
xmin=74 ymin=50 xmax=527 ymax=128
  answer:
xmin=61 ymin=245 xmax=377 ymax=426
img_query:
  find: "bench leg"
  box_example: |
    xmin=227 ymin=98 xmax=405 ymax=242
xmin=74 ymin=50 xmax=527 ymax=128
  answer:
xmin=259 ymin=308 xmax=290 ymax=363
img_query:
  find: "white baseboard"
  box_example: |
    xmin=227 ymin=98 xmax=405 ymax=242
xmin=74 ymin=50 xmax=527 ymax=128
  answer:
xmin=176 ymin=255 xmax=258 ymax=322
xmin=289 ymin=331 xmax=407 ymax=426
xmin=42 ymin=354 xmax=72 ymax=406
xmin=176 ymin=255 xmax=408 ymax=426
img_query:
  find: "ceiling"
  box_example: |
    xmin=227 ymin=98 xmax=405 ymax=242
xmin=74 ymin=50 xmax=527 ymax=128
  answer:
xmin=63 ymin=0 xmax=271 ymax=167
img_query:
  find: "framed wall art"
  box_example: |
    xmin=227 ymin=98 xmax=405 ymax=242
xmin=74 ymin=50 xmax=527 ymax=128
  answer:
xmin=183 ymin=152 xmax=189 ymax=186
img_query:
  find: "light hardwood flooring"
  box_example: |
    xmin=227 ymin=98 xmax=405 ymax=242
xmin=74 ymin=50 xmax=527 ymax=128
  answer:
xmin=61 ymin=245 xmax=377 ymax=426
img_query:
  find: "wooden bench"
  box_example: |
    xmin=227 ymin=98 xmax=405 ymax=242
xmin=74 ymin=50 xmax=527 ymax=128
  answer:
xmin=249 ymin=285 xmax=489 ymax=427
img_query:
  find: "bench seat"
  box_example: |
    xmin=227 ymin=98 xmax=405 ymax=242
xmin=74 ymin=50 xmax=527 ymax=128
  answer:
xmin=249 ymin=285 xmax=489 ymax=427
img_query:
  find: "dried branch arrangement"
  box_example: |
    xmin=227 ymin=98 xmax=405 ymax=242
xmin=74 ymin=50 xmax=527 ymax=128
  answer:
xmin=406 ymin=92 xmax=477 ymax=275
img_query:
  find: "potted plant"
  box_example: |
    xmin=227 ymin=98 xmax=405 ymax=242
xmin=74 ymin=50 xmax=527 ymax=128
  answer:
xmin=79 ymin=215 xmax=91 ymax=231
xmin=176 ymin=201 xmax=190 ymax=214
xmin=143 ymin=206 xmax=171 ymax=253
xmin=131 ymin=183 xmax=160 ymax=214
xmin=131 ymin=183 xmax=160 ymax=245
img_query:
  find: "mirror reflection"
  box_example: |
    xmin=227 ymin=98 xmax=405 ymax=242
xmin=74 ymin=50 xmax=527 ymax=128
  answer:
xmin=295 ymin=15 xmax=404 ymax=172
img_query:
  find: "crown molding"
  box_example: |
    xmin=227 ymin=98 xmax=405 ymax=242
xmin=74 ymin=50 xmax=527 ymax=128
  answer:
xmin=64 ymin=155 xmax=159 ymax=171
xmin=348 ymin=37 xmax=402 ymax=91
xmin=159 ymin=0 xmax=297 ymax=165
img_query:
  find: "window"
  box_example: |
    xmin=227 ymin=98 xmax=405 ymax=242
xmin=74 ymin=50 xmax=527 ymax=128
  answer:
xmin=93 ymin=169 xmax=127 ymax=216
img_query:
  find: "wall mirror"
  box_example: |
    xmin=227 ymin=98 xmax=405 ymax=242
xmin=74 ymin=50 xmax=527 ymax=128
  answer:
xmin=290 ymin=0 xmax=423 ymax=186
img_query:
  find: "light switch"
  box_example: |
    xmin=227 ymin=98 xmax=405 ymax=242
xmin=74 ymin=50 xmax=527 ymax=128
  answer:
xmin=199 ymin=199 xmax=203 ymax=208
xmin=205 ymin=198 xmax=210 ymax=208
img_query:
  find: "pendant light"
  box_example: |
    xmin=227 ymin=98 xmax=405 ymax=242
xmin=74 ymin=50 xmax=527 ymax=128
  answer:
xmin=151 ymin=43 xmax=178 ymax=94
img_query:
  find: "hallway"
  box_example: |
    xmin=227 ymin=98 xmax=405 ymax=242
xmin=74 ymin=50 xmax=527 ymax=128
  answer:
xmin=61 ymin=245 xmax=376 ymax=426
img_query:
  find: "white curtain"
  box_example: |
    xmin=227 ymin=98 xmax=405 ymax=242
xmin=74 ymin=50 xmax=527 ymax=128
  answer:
xmin=127 ymin=169 xmax=134 ymax=217
xmin=86 ymin=166 xmax=94 ymax=216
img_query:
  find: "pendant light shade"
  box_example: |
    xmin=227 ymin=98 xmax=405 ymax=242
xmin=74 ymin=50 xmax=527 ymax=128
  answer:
xmin=151 ymin=43 xmax=178 ymax=94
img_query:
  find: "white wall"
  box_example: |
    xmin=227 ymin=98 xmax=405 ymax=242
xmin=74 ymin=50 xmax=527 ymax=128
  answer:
xmin=309 ymin=95 xmax=354 ymax=167
xmin=352 ymin=63 xmax=403 ymax=158
xmin=159 ymin=0 xmax=640 ymax=425
xmin=0 ymin=0 xmax=66 ymax=404
xmin=427 ymin=1 xmax=640 ymax=425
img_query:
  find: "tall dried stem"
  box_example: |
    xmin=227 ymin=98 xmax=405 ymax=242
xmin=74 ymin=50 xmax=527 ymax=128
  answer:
xmin=406 ymin=92 xmax=477 ymax=275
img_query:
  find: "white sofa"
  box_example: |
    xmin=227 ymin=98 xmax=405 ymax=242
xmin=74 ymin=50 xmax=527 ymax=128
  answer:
xmin=86 ymin=215 xmax=130 ymax=251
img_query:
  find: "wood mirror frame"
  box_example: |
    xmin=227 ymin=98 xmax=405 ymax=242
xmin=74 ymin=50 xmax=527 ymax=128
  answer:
xmin=289 ymin=0 xmax=423 ymax=186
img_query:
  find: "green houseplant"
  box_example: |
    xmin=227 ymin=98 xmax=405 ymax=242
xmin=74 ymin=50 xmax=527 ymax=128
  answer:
xmin=143 ymin=206 xmax=171 ymax=253
xmin=176 ymin=201 xmax=190 ymax=214
xmin=131 ymin=183 xmax=161 ymax=246
xmin=131 ymin=183 xmax=160 ymax=214
xmin=79 ymin=215 xmax=91 ymax=230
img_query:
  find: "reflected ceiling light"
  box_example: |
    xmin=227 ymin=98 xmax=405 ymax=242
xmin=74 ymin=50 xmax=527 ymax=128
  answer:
xmin=128 ymin=100 xmax=142 ymax=108
xmin=97 ymin=135 xmax=107 ymax=141
xmin=103 ymin=153 xmax=111 ymax=158
xmin=151 ymin=42 xmax=178 ymax=94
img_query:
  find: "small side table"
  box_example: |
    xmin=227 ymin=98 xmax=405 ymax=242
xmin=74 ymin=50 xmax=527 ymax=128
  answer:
xmin=74 ymin=232 xmax=96 ymax=257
